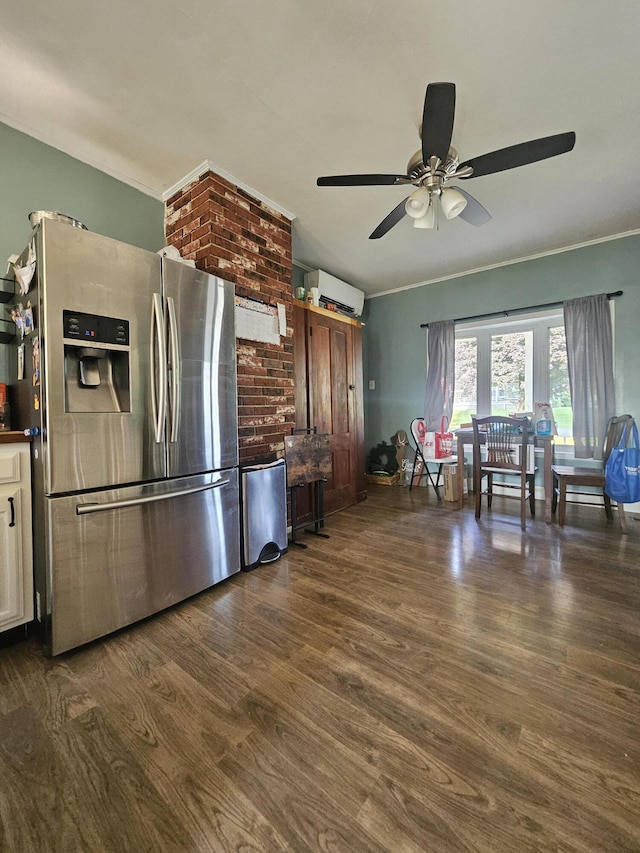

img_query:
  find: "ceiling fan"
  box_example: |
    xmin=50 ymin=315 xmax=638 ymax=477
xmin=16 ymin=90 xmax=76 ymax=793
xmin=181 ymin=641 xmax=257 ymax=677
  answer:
xmin=317 ymin=82 xmax=576 ymax=239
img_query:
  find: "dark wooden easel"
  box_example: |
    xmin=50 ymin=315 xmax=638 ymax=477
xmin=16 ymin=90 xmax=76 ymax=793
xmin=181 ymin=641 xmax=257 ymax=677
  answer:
xmin=285 ymin=429 xmax=332 ymax=548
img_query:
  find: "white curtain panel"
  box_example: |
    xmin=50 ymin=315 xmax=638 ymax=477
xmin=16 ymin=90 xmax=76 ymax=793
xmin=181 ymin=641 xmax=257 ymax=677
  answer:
xmin=564 ymin=294 xmax=616 ymax=459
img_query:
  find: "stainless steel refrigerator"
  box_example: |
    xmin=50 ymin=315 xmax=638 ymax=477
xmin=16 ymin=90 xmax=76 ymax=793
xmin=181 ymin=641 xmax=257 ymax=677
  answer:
xmin=10 ymin=218 xmax=241 ymax=654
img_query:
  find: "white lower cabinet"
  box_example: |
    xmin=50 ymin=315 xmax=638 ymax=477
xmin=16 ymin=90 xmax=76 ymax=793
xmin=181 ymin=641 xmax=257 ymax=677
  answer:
xmin=0 ymin=442 xmax=33 ymax=633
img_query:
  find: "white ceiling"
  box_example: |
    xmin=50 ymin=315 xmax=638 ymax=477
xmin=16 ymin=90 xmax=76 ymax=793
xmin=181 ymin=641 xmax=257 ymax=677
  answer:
xmin=2 ymin=1 xmax=639 ymax=296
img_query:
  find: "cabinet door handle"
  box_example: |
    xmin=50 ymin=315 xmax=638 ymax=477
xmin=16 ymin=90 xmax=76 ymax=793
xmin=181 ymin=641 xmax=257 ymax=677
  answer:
xmin=8 ymin=496 xmax=15 ymax=527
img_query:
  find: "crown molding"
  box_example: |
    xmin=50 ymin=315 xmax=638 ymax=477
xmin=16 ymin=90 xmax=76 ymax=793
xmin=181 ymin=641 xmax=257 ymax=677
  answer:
xmin=0 ymin=114 xmax=164 ymax=200
xmin=162 ymin=159 xmax=296 ymax=220
xmin=368 ymin=228 xmax=640 ymax=299
xmin=292 ymin=258 xmax=315 ymax=272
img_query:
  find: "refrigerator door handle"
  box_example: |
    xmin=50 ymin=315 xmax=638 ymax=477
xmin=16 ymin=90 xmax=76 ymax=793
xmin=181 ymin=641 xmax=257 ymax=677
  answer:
xmin=76 ymin=479 xmax=231 ymax=515
xmin=150 ymin=292 xmax=167 ymax=444
xmin=167 ymin=295 xmax=180 ymax=443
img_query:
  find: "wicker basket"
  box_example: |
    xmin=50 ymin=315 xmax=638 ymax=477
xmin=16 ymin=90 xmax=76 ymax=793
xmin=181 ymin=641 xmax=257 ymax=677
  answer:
xmin=365 ymin=472 xmax=401 ymax=486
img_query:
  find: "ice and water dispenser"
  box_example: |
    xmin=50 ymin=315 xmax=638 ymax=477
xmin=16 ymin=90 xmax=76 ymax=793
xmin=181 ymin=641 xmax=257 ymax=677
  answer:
xmin=63 ymin=310 xmax=131 ymax=413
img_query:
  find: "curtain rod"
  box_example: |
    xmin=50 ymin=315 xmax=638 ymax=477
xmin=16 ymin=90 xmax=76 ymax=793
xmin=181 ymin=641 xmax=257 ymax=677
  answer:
xmin=419 ymin=290 xmax=623 ymax=328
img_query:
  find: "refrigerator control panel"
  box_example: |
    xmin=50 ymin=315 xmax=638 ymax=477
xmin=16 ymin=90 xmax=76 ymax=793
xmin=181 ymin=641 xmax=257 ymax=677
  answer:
xmin=63 ymin=310 xmax=130 ymax=346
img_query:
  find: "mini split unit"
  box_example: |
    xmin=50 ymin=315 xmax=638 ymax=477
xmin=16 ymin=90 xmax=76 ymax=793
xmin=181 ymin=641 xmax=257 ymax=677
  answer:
xmin=303 ymin=270 xmax=365 ymax=317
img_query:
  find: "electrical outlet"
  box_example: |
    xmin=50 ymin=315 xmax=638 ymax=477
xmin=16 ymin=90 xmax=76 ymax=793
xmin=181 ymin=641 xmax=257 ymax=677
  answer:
xmin=368 ymin=380 xmax=376 ymax=390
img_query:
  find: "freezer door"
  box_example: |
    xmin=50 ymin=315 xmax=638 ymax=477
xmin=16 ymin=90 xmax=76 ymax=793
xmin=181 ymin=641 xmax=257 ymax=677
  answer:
xmin=37 ymin=219 xmax=165 ymax=494
xmin=45 ymin=469 xmax=241 ymax=655
xmin=162 ymin=259 xmax=238 ymax=478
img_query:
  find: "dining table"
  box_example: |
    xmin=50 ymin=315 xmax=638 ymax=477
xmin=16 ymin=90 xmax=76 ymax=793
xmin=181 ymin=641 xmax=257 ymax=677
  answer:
xmin=454 ymin=428 xmax=555 ymax=522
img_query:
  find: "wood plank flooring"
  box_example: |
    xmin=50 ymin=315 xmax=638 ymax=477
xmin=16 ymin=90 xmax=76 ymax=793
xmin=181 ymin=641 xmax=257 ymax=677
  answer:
xmin=1 ymin=486 xmax=640 ymax=852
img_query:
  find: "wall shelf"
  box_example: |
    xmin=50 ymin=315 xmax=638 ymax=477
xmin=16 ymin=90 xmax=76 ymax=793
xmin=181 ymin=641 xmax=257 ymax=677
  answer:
xmin=0 ymin=319 xmax=15 ymax=343
xmin=0 ymin=277 xmax=15 ymax=304
xmin=0 ymin=278 xmax=16 ymax=341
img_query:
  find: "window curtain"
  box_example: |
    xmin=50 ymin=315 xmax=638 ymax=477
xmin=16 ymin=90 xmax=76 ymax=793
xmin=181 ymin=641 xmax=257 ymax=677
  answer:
xmin=564 ymin=294 xmax=615 ymax=459
xmin=424 ymin=320 xmax=455 ymax=431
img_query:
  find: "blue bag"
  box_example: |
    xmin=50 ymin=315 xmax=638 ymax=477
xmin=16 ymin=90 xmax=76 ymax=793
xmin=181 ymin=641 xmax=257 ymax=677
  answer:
xmin=605 ymin=419 xmax=640 ymax=504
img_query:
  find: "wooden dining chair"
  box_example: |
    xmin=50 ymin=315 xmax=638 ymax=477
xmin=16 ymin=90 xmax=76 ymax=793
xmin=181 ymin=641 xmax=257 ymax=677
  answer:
xmin=472 ymin=415 xmax=536 ymax=530
xmin=551 ymin=414 xmax=633 ymax=533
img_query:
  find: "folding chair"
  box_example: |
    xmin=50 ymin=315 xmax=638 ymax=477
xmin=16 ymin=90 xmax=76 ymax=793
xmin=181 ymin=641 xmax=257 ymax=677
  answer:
xmin=409 ymin=418 xmax=457 ymax=500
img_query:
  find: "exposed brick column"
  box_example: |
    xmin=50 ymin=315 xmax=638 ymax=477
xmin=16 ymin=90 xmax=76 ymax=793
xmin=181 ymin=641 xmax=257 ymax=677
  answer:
xmin=165 ymin=168 xmax=294 ymax=465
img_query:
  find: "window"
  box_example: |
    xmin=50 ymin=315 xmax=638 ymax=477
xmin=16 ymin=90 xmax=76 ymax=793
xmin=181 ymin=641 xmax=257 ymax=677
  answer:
xmin=450 ymin=309 xmax=574 ymax=443
xmin=453 ymin=336 xmax=477 ymax=423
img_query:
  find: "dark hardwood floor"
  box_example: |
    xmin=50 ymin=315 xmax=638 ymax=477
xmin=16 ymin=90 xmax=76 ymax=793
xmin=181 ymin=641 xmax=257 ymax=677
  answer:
xmin=2 ymin=486 xmax=640 ymax=852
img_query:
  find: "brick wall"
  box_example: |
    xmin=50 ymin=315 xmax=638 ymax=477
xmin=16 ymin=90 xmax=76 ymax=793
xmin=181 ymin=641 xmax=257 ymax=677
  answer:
xmin=164 ymin=168 xmax=294 ymax=465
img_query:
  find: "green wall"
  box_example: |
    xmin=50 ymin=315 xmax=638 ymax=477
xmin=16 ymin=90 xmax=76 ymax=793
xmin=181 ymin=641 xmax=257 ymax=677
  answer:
xmin=292 ymin=264 xmax=306 ymax=294
xmin=362 ymin=234 xmax=640 ymax=453
xmin=0 ymin=121 xmax=165 ymax=382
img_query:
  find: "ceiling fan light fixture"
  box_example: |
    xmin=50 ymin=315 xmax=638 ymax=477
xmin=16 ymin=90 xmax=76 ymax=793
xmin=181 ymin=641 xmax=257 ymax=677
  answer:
xmin=413 ymin=202 xmax=435 ymax=229
xmin=440 ymin=187 xmax=468 ymax=219
xmin=405 ymin=187 xmax=431 ymax=219
xmin=318 ymin=83 xmax=576 ymax=239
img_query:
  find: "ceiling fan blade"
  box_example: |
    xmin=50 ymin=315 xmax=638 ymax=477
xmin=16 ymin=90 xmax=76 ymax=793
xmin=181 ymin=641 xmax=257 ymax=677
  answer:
xmin=458 ymin=132 xmax=576 ymax=178
xmin=317 ymin=174 xmax=407 ymax=186
xmin=369 ymin=198 xmax=409 ymax=239
xmin=450 ymin=186 xmax=492 ymax=227
xmin=421 ymin=82 xmax=456 ymax=166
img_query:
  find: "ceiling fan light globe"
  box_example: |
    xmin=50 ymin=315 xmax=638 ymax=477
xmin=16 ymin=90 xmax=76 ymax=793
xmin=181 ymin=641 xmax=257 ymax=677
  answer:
xmin=405 ymin=187 xmax=431 ymax=218
xmin=413 ymin=205 xmax=435 ymax=229
xmin=406 ymin=198 xmax=426 ymax=217
xmin=440 ymin=187 xmax=468 ymax=219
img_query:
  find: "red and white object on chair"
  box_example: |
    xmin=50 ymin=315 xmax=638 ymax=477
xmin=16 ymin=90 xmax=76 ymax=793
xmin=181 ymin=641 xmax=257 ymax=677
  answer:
xmin=412 ymin=418 xmax=436 ymax=459
xmin=435 ymin=416 xmax=454 ymax=458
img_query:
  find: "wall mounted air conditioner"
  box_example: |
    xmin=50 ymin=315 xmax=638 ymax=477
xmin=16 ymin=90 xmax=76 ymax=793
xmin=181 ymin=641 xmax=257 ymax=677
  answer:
xmin=303 ymin=269 xmax=365 ymax=318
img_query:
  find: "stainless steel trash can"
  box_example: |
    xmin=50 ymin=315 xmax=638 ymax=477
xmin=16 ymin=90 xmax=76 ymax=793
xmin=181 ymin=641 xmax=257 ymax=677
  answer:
xmin=240 ymin=458 xmax=288 ymax=571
